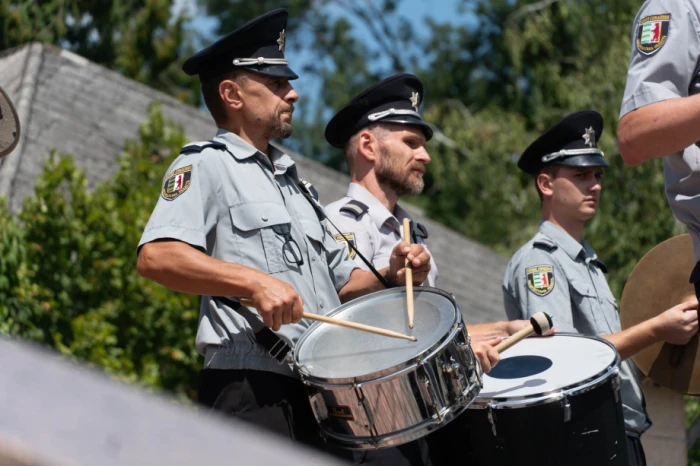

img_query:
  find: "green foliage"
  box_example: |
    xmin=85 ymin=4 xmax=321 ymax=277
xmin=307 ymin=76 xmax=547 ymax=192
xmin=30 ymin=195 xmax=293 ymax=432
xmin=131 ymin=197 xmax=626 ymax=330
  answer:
xmin=0 ymin=0 xmax=201 ymax=105
xmin=0 ymin=104 xmax=200 ymax=399
xmin=2 ymin=0 xmax=699 ymax=458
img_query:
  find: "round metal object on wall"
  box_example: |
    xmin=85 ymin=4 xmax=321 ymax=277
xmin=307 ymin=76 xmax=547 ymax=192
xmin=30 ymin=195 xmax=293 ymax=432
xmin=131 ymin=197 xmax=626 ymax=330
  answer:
xmin=620 ymin=234 xmax=699 ymax=394
xmin=0 ymin=85 xmax=20 ymax=158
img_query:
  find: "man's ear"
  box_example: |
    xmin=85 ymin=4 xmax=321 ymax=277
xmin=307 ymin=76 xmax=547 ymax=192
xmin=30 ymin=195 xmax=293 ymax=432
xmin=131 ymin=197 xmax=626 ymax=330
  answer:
xmin=220 ymin=80 xmax=244 ymax=110
xmin=537 ymin=172 xmax=555 ymax=197
xmin=356 ymin=129 xmax=378 ymax=163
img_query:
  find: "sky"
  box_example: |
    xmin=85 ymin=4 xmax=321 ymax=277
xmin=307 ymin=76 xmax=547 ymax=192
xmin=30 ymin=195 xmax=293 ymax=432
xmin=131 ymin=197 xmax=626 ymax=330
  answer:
xmin=170 ymin=0 xmax=473 ymax=117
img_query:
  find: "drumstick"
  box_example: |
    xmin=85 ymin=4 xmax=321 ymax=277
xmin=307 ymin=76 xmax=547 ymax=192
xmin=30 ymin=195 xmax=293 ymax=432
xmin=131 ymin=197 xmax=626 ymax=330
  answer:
xmin=402 ymin=218 xmax=415 ymax=329
xmin=238 ymin=299 xmax=417 ymax=342
xmin=494 ymin=312 xmax=553 ymax=353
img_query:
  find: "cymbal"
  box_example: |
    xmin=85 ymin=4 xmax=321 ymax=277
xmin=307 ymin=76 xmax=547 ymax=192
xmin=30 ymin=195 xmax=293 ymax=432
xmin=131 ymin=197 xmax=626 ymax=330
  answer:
xmin=620 ymin=234 xmax=699 ymax=395
xmin=0 ymin=85 xmax=20 ymax=158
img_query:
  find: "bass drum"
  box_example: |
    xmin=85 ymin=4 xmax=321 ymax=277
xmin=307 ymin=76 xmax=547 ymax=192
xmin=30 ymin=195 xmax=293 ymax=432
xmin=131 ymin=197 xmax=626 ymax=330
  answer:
xmin=431 ymin=333 xmax=629 ymax=465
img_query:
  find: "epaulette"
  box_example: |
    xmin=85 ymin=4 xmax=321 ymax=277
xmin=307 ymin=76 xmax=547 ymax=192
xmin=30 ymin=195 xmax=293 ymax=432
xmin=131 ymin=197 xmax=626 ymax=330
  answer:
xmin=299 ymin=179 xmax=319 ymax=202
xmin=180 ymin=140 xmax=226 ymax=154
xmin=533 ymin=239 xmax=558 ymax=251
xmin=340 ymin=200 xmax=369 ymax=219
xmin=413 ymin=222 xmax=428 ymax=239
xmin=593 ymin=259 xmax=609 ymax=274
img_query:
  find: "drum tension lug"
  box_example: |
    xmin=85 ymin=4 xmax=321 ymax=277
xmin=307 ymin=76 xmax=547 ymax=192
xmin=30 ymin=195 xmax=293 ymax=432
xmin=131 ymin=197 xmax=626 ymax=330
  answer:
xmin=562 ymin=395 xmax=571 ymax=423
xmin=612 ymin=373 xmax=621 ymax=403
xmin=487 ymin=405 xmax=497 ymax=437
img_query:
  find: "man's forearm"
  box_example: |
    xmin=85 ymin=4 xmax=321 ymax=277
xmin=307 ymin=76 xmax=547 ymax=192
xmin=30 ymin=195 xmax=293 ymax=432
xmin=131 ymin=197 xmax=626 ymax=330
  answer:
xmin=618 ymin=94 xmax=700 ymax=166
xmin=338 ymin=268 xmax=391 ymax=303
xmin=467 ymin=322 xmax=509 ymax=342
xmin=137 ymin=240 xmax=263 ymax=298
xmin=602 ymin=318 xmax=658 ymax=361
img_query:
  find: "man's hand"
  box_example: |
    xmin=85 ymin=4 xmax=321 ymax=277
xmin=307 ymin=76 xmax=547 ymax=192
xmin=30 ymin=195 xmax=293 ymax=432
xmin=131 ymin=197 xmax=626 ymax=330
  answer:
xmin=651 ymin=300 xmax=699 ymax=345
xmin=473 ymin=338 xmax=500 ymax=373
xmin=249 ymin=276 xmax=304 ymax=331
xmin=386 ymin=242 xmax=431 ymax=286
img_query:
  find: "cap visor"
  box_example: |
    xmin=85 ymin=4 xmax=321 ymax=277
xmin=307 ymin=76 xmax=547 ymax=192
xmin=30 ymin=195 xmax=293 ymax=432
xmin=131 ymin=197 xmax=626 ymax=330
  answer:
xmin=244 ymin=64 xmax=299 ymax=80
xmin=555 ymin=154 xmax=608 ymax=168
xmin=378 ymin=116 xmax=434 ymax=141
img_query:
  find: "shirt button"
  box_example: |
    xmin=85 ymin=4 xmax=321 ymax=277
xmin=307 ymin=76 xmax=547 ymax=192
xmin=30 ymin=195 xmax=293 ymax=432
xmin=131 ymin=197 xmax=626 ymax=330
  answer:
xmin=261 ymin=215 xmax=268 ymax=222
xmin=320 ymin=301 xmax=324 ymax=309
xmin=312 ymin=256 xmax=316 ymax=262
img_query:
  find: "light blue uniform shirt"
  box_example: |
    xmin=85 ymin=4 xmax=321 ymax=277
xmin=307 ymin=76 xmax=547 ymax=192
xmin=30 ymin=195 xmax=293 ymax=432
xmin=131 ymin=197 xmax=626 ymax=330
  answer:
xmin=503 ymin=221 xmax=651 ymax=436
xmin=138 ymin=129 xmax=357 ymax=376
xmin=324 ymin=183 xmax=438 ymax=286
xmin=620 ymin=0 xmax=700 ymax=260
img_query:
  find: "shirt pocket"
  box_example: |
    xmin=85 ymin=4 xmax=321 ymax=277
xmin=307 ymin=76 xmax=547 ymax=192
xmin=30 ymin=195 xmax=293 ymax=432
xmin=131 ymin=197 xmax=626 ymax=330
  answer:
xmin=298 ymin=216 xmax=326 ymax=263
xmin=567 ymin=278 xmax=601 ymax=334
xmin=229 ymin=201 xmax=292 ymax=274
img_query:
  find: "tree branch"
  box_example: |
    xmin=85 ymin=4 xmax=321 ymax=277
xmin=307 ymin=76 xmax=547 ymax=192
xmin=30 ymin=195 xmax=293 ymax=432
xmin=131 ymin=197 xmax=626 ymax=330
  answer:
xmin=507 ymin=0 xmax=562 ymax=25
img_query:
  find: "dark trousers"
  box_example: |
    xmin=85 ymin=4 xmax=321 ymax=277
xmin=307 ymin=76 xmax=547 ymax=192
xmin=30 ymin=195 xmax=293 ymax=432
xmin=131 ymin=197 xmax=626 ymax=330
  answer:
xmin=627 ymin=436 xmax=647 ymax=466
xmin=198 ymin=368 xmax=431 ymax=465
xmin=198 ymin=369 xmax=352 ymax=461
xmin=352 ymin=439 xmax=432 ymax=466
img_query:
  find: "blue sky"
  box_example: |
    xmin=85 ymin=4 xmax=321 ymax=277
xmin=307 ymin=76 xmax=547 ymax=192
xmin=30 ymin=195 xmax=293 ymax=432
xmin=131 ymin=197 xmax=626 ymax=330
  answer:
xmin=171 ymin=0 xmax=473 ymax=116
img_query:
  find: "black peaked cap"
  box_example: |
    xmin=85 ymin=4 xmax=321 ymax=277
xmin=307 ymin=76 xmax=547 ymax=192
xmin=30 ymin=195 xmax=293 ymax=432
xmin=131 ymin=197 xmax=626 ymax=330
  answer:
xmin=325 ymin=73 xmax=433 ymax=149
xmin=182 ymin=8 xmax=298 ymax=81
xmin=518 ymin=110 xmax=608 ymax=175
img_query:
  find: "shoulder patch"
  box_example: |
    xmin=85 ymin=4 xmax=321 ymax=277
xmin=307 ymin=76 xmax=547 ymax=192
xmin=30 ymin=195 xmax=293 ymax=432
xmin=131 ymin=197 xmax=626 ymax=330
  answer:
xmin=636 ymin=13 xmax=670 ymax=56
xmin=333 ymin=233 xmax=357 ymax=259
xmin=162 ymin=165 xmax=192 ymax=201
xmin=340 ymin=200 xmax=369 ymax=219
xmin=533 ymin=239 xmax=558 ymax=251
xmin=180 ymin=140 xmax=226 ymax=154
xmin=526 ymin=265 xmax=555 ymax=297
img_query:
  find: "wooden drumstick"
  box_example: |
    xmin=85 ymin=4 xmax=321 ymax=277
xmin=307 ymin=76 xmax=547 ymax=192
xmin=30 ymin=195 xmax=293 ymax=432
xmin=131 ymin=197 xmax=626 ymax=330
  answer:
xmin=238 ymin=299 xmax=417 ymax=342
xmin=494 ymin=312 xmax=553 ymax=353
xmin=402 ymin=218 xmax=415 ymax=329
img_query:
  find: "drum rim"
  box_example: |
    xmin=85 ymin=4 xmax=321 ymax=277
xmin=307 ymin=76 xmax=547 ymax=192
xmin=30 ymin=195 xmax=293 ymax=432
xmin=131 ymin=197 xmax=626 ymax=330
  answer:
xmin=470 ymin=333 xmax=620 ymax=409
xmin=294 ymin=286 xmax=461 ymax=385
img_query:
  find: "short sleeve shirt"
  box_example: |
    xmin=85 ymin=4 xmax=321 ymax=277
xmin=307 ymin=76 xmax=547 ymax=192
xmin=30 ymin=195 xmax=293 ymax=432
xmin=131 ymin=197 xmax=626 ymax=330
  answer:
xmin=503 ymin=221 xmax=651 ymax=436
xmin=324 ymin=183 xmax=438 ymax=286
xmin=620 ymin=0 xmax=700 ymax=259
xmin=138 ymin=129 xmax=357 ymax=375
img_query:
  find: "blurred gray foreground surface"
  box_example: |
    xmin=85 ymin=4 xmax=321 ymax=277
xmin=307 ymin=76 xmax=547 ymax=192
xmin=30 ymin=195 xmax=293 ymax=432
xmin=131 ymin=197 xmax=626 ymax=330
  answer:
xmin=0 ymin=337 xmax=346 ymax=466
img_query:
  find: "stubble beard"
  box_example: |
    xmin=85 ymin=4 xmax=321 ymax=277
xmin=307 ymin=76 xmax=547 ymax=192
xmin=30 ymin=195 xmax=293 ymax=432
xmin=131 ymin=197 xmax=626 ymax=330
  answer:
xmin=375 ymin=145 xmax=424 ymax=197
xmin=262 ymin=108 xmax=294 ymax=140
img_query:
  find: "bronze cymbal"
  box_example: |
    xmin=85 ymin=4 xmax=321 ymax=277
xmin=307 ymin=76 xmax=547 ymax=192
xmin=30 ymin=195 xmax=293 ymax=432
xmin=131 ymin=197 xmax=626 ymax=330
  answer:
xmin=0 ymin=85 xmax=20 ymax=158
xmin=620 ymin=234 xmax=699 ymax=395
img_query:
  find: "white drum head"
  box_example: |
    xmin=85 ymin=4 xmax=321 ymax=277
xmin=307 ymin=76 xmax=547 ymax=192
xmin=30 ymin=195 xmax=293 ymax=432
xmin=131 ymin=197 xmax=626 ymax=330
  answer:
xmin=480 ymin=334 xmax=617 ymax=399
xmin=295 ymin=288 xmax=457 ymax=380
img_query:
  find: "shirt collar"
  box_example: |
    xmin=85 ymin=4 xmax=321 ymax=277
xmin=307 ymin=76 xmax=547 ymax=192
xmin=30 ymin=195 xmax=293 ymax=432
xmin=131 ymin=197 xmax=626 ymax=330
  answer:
xmin=346 ymin=183 xmax=409 ymax=233
xmin=215 ymin=129 xmax=295 ymax=174
xmin=539 ymin=221 xmax=588 ymax=261
xmin=215 ymin=128 xmax=259 ymax=159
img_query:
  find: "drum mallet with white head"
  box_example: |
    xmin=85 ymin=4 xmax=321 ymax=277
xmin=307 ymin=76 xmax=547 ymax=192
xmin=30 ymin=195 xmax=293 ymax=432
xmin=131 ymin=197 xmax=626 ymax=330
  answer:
xmin=494 ymin=312 xmax=553 ymax=353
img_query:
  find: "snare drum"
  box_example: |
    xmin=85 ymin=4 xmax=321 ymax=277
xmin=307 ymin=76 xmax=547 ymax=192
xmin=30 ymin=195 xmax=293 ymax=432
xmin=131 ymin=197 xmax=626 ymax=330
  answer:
xmin=444 ymin=333 xmax=629 ymax=465
xmin=294 ymin=287 xmax=481 ymax=450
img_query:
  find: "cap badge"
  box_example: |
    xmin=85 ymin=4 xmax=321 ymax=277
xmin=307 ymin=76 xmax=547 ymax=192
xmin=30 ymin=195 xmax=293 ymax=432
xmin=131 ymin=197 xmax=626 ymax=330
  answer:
xmin=582 ymin=126 xmax=596 ymax=148
xmin=277 ymin=29 xmax=286 ymax=52
xmin=410 ymin=92 xmax=420 ymax=112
